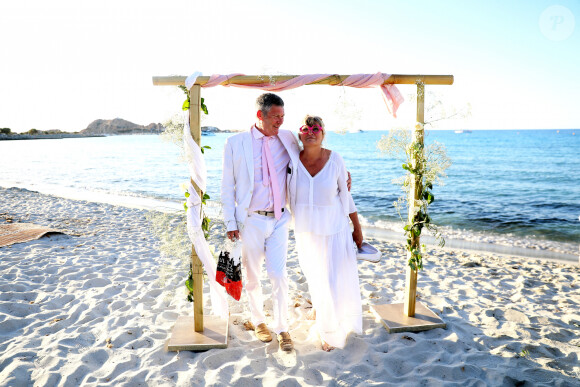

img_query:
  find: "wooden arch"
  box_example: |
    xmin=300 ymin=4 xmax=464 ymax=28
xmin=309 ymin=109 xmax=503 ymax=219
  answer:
xmin=153 ymin=73 xmax=454 ymax=349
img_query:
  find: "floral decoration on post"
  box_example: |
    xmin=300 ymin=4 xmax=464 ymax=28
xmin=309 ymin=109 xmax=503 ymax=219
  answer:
xmin=378 ymin=122 xmax=451 ymax=271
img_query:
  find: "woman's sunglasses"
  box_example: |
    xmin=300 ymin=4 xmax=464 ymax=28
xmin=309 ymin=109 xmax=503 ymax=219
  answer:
xmin=299 ymin=125 xmax=323 ymax=134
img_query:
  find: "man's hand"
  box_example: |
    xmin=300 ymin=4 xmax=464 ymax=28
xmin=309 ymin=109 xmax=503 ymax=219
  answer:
xmin=227 ymin=230 xmax=240 ymax=241
xmin=347 ymin=171 xmax=352 ymax=191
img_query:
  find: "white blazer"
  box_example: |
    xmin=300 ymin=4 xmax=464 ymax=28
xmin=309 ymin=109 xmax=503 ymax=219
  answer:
xmin=221 ymin=129 xmax=300 ymax=232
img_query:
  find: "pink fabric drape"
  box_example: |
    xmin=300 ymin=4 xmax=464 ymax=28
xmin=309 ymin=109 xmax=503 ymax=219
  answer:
xmin=341 ymin=73 xmax=404 ymax=118
xmin=186 ymin=72 xmax=404 ymax=117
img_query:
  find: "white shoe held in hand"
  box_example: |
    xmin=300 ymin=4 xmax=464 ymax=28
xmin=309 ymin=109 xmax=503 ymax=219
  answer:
xmin=354 ymin=241 xmax=381 ymax=263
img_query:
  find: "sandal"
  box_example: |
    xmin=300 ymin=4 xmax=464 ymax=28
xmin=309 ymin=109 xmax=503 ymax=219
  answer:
xmin=277 ymin=332 xmax=293 ymax=352
xmin=254 ymin=323 xmax=272 ymax=342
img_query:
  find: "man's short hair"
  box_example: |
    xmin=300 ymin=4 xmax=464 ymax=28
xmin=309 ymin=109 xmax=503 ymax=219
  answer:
xmin=256 ymin=93 xmax=284 ymax=116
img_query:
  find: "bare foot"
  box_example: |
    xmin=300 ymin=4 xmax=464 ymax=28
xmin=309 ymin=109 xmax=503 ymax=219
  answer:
xmin=321 ymin=341 xmax=335 ymax=352
xmin=306 ymin=309 xmax=316 ymax=320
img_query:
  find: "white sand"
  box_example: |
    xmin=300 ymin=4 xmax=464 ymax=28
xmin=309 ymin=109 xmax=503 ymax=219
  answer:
xmin=1 ymin=187 xmax=579 ymax=386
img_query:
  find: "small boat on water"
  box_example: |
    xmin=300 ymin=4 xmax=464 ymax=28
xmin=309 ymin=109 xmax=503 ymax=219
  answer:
xmin=454 ymin=130 xmax=472 ymax=134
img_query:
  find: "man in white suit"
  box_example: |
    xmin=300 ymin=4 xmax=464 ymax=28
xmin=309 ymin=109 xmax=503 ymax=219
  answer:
xmin=221 ymin=93 xmax=300 ymax=351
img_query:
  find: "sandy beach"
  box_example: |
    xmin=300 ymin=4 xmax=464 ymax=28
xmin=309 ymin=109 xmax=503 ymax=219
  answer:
xmin=1 ymin=186 xmax=579 ymax=386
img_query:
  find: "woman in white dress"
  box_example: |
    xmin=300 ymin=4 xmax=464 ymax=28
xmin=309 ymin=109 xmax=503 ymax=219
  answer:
xmin=288 ymin=115 xmax=363 ymax=352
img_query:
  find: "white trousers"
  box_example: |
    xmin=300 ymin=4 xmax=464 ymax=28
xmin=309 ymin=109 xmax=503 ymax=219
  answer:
xmin=240 ymin=210 xmax=290 ymax=334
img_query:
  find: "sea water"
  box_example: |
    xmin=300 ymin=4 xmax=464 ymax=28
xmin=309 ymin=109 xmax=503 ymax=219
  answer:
xmin=1 ymin=130 xmax=578 ymax=258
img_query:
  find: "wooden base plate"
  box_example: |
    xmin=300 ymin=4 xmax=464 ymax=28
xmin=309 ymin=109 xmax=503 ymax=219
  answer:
xmin=371 ymin=302 xmax=446 ymax=333
xmin=167 ymin=315 xmax=229 ymax=351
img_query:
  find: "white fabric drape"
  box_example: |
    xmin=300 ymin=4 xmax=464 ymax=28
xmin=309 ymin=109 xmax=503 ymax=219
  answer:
xmin=183 ymin=111 xmax=207 ymax=193
xmin=183 ymin=115 xmax=228 ymax=320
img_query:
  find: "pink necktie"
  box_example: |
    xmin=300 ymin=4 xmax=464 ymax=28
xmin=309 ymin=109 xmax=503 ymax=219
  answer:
xmin=262 ymin=136 xmax=281 ymax=220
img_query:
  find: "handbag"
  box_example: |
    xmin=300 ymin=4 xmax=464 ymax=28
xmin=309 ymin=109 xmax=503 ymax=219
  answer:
xmin=216 ymin=251 xmax=229 ymax=285
xmin=216 ymin=243 xmax=243 ymax=301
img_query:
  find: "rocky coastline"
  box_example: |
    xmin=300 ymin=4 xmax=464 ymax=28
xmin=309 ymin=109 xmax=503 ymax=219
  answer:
xmin=0 ymin=118 xmax=233 ymax=141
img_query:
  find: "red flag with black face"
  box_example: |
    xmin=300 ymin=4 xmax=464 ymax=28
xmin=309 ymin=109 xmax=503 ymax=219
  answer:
xmin=216 ymin=248 xmax=243 ymax=300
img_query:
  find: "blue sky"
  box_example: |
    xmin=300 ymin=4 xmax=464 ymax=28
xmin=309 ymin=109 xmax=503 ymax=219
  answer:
xmin=1 ymin=0 xmax=578 ymax=132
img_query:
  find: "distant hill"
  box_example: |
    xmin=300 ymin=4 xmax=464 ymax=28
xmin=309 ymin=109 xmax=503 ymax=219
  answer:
xmin=81 ymin=118 xmax=164 ymax=135
xmin=0 ymin=119 xmax=235 ymax=141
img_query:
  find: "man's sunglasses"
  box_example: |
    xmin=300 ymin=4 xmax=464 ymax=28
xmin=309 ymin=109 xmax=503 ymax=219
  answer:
xmin=299 ymin=125 xmax=323 ymax=134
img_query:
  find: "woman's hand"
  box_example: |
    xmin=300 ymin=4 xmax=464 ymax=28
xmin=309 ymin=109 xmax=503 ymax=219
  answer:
xmin=352 ymin=227 xmax=363 ymax=249
xmin=349 ymin=211 xmax=363 ymax=249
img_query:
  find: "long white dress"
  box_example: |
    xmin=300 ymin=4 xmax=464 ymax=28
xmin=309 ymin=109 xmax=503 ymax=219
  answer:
xmin=293 ymin=151 xmax=363 ymax=348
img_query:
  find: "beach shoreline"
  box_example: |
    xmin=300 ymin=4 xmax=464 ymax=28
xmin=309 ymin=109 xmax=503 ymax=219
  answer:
xmin=2 ymin=182 xmax=576 ymax=262
xmin=1 ymin=187 xmax=579 ymax=385
xmin=0 ymin=133 xmax=105 ymax=141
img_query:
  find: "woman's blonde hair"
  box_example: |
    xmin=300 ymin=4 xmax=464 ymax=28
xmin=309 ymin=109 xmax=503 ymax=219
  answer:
xmin=302 ymin=115 xmax=325 ymax=130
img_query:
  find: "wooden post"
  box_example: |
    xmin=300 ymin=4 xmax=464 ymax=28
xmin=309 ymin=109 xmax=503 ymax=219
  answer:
xmin=189 ymin=84 xmax=204 ymax=332
xmin=404 ymin=82 xmax=425 ymax=317
xmin=166 ymin=83 xmax=229 ymax=351
xmin=370 ymin=79 xmax=444 ymax=332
